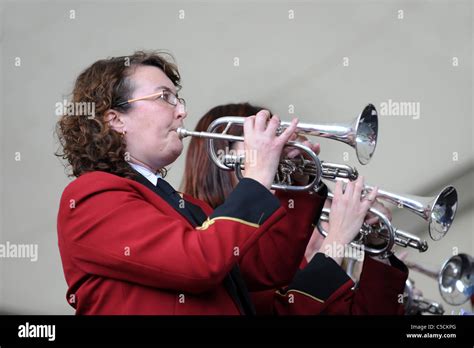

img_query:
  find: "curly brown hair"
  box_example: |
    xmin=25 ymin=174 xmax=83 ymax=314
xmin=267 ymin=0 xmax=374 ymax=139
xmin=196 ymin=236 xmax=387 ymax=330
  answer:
xmin=55 ymin=51 xmax=181 ymax=179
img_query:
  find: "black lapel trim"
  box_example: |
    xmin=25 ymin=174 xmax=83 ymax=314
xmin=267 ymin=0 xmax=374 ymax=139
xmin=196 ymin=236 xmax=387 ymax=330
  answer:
xmin=132 ymin=171 xmax=199 ymax=225
xmin=183 ymin=200 xmax=208 ymax=226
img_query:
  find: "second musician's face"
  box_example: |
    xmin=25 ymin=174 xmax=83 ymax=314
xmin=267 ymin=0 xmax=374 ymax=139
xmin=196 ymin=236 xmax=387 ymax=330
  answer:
xmin=122 ymin=65 xmax=187 ymax=170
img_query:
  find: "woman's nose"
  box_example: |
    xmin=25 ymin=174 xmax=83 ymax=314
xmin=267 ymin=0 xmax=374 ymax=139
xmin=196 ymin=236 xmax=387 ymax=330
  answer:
xmin=176 ymin=104 xmax=187 ymax=119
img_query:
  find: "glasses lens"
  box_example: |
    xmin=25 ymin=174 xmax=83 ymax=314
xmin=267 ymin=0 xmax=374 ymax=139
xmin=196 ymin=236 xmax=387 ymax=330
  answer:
xmin=178 ymin=98 xmax=186 ymax=112
xmin=158 ymin=90 xmax=185 ymax=111
xmin=160 ymin=91 xmax=176 ymax=105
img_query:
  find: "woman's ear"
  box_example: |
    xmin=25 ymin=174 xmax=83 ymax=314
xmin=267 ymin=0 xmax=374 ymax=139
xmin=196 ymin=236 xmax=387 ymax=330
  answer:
xmin=105 ymin=109 xmax=125 ymax=134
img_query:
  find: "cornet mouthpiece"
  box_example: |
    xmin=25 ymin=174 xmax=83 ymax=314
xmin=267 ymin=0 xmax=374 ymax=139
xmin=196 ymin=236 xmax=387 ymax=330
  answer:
xmin=176 ymin=128 xmax=188 ymax=139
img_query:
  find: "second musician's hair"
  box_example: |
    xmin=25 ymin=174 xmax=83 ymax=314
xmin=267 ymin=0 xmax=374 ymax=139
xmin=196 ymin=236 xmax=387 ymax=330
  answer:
xmin=181 ymin=103 xmax=270 ymax=208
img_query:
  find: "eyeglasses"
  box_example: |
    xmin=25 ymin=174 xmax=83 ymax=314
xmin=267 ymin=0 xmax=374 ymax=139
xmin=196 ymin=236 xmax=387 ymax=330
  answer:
xmin=115 ymin=89 xmax=186 ymax=111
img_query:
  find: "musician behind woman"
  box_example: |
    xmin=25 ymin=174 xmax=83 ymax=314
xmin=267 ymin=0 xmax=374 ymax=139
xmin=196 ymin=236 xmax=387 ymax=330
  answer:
xmin=182 ymin=102 xmax=409 ymax=315
xmin=55 ymin=50 xmax=383 ymax=315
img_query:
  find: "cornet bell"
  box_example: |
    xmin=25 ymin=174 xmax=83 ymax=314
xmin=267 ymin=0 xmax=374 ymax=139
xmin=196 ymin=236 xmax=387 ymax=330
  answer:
xmin=439 ymin=253 xmax=474 ymax=306
xmin=429 ymin=186 xmax=458 ymax=241
xmin=353 ymin=103 xmax=378 ymax=165
xmin=276 ymin=103 xmax=378 ymax=165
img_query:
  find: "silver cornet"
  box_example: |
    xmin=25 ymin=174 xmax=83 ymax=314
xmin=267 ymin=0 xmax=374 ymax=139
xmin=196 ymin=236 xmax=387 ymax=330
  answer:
xmin=406 ymin=254 xmax=474 ymax=306
xmin=317 ymin=184 xmax=458 ymax=256
xmin=318 ymin=192 xmax=428 ymax=256
xmin=404 ymin=278 xmax=445 ymax=315
xmin=362 ymin=185 xmax=458 ymax=242
xmin=177 ymin=103 xmax=378 ymax=192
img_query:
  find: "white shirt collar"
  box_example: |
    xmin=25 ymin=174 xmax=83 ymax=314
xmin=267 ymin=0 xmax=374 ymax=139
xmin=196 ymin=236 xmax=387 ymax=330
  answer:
xmin=128 ymin=162 xmax=162 ymax=186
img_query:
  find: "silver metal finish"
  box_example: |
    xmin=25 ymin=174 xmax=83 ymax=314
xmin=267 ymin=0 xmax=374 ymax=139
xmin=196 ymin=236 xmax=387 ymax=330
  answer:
xmin=317 ymin=192 xmax=397 ymax=257
xmin=177 ymin=103 xmax=377 ymax=192
xmin=438 ymin=254 xmax=474 ymax=305
xmin=362 ymin=185 xmax=458 ymax=241
xmin=406 ymin=254 xmax=474 ymax=306
xmin=324 ymin=171 xmax=458 ymax=241
xmin=274 ymin=103 xmax=378 ymax=165
xmin=404 ymin=279 xmax=445 ymax=315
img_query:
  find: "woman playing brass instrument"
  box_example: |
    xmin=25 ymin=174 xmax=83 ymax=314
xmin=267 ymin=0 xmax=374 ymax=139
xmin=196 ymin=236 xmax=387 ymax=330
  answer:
xmin=56 ymin=51 xmax=336 ymax=315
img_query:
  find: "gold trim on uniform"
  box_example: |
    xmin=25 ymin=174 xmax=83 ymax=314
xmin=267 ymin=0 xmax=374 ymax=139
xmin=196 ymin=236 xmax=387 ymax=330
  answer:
xmin=196 ymin=217 xmax=260 ymax=230
xmin=276 ymin=289 xmax=325 ymax=303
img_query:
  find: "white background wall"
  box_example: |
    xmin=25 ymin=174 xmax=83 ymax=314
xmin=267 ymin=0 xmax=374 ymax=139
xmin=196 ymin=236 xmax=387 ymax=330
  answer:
xmin=0 ymin=0 xmax=472 ymax=314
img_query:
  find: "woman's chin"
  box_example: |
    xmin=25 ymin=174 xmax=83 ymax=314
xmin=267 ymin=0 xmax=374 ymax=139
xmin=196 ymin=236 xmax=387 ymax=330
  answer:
xmin=174 ymin=145 xmax=184 ymax=159
xmin=174 ymin=138 xmax=184 ymax=155
xmin=152 ymin=138 xmax=184 ymax=168
xmin=164 ymin=143 xmax=184 ymax=165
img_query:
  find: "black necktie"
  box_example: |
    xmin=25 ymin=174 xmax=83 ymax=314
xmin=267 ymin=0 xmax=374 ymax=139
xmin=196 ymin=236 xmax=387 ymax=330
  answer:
xmin=133 ymin=173 xmax=256 ymax=315
xmin=156 ymin=178 xmax=182 ymax=203
xmin=156 ymin=178 xmax=255 ymax=314
xmin=155 ymin=178 xmax=204 ymax=226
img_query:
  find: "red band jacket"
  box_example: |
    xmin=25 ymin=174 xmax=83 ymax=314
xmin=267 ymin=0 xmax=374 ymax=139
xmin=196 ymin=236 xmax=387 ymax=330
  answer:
xmin=57 ymin=170 xmax=325 ymax=314
xmin=57 ymin=170 xmax=407 ymax=315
